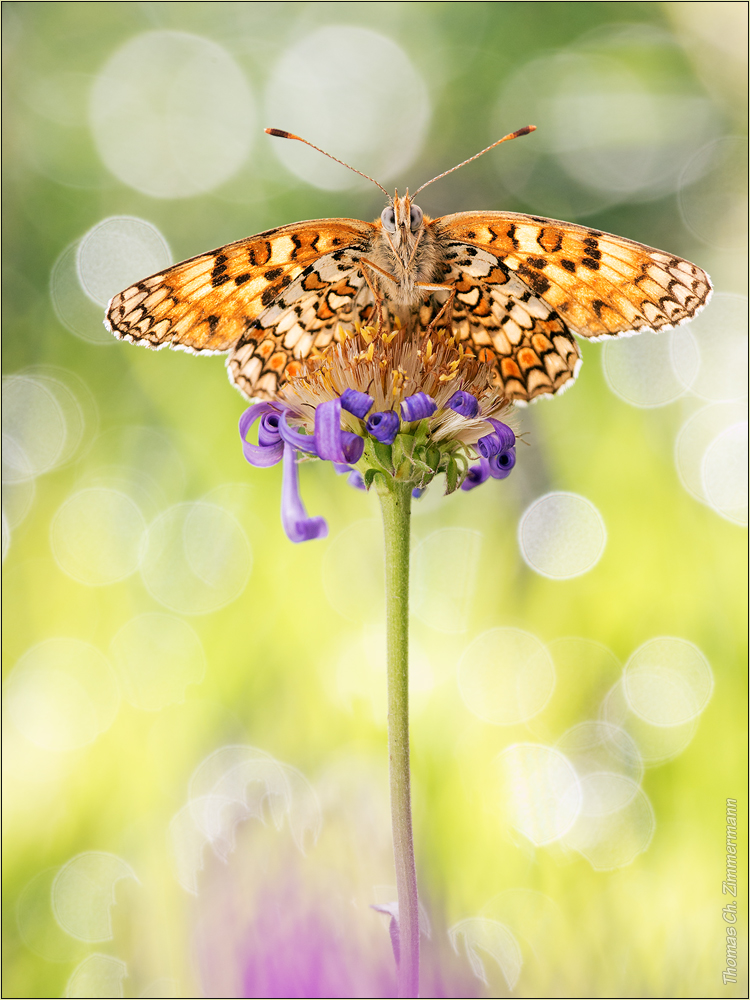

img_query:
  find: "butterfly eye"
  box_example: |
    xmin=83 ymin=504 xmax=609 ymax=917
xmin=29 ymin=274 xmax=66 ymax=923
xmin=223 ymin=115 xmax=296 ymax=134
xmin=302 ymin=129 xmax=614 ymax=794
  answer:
xmin=409 ymin=204 xmax=423 ymax=231
xmin=381 ymin=207 xmax=396 ymax=232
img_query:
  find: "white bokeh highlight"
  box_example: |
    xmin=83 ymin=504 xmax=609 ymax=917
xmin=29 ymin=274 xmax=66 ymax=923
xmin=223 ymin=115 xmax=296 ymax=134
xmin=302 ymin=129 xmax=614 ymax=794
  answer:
xmin=602 ymin=331 xmax=696 ymax=408
xmin=561 ymin=777 xmax=655 ymax=870
xmin=497 ymin=34 xmax=718 ymax=218
xmin=601 ymin=679 xmax=699 ymax=765
xmin=519 ymin=492 xmax=606 ymax=579
xmin=51 ymin=488 xmax=146 ymax=586
xmin=679 ymin=136 xmax=748 ymax=251
xmin=674 ymin=293 xmax=748 ymax=402
xmin=52 ymin=852 xmax=138 ymax=942
xmin=5 ymin=639 xmax=119 ymax=752
xmin=458 ymin=628 xmax=555 ymax=725
xmin=449 ymin=917 xmax=523 ymax=990
xmin=3 ymin=375 xmax=68 ymax=480
xmin=140 ymin=502 xmax=252 ymax=615
xmin=675 ymin=401 xmax=747 ymax=521
xmin=623 ymin=637 xmax=713 ymax=727
xmin=702 ymin=422 xmax=748 ymax=527
xmin=51 ymin=243 xmax=114 ymax=344
xmin=77 ymin=216 xmax=171 ymax=307
xmin=110 ymin=614 xmax=206 ymax=711
xmin=496 ymin=743 xmax=581 ymax=845
xmin=170 ymin=745 xmax=321 ymax=894
xmin=90 ymin=31 xmax=255 ymax=198
xmin=65 ymin=954 xmax=127 ymax=999
xmin=265 ymin=27 xmax=429 ymax=191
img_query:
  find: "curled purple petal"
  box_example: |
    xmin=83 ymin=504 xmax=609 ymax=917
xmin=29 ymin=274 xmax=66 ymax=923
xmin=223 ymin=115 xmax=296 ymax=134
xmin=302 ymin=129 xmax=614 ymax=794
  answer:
xmin=488 ymin=448 xmax=516 ymax=479
xmin=487 ymin=418 xmax=515 ymax=451
xmin=280 ymin=443 xmax=327 ymax=543
xmin=333 ymin=463 xmax=352 ymax=475
xmin=411 ymin=487 xmax=425 ymax=499
xmin=461 ymin=456 xmax=491 ymax=490
xmin=279 ymin=410 xmax=318 ymax=455
xmin=239 ymin=403 xmax=284 ymax=467
xmin=366 ymin=410 xmax=400 ymax=445
xmin=446 ymin=390 xmax=479 ymax=418
xmin=476 ymin=433 xmax=501 ymax=459
xmin=314 ymin=399 xmax=364 ymax=464
xmin=347 ymin=470 xmax=366 ymax=490
xmin=258 ymin=410 xmax=282 ymax=447
xmin=340 ymin=387 xmax=373 ymax=419
xmin=400 ymin=392 xmax=437 ymax=422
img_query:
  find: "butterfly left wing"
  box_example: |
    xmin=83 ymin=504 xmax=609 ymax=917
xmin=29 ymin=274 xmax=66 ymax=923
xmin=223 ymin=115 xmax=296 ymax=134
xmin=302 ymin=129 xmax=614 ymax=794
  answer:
xmin=104 ymin=218 xmax=376 ymax=397
xmin=423 ymin=211 xmax=712 ymax=403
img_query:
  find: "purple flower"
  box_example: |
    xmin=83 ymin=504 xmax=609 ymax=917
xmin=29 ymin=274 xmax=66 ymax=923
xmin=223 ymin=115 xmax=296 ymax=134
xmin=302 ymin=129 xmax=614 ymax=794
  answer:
xmin=340 ymin=387 xmax=374 ymax=419
xmin=401 ymin=392 xmax=437 ymax=422
xmin=446 ymin=390 xmax=479 ymax=418
xmin=461 ymin=456 xmax=491 ymax=490
xmin=366 ymin=410 xmax=400 ymax=445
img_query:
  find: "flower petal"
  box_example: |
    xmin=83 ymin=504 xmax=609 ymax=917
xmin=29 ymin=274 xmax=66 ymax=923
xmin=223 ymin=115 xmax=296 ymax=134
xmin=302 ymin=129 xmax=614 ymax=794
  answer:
xmin=446 ymin=390 xmax=479 ymax=418
xmin=366 ymin=410 xmax=400 ymax=445
xmin=280 ymin=444 xmax=328 ymax=543
xmin=488 ymin=448 xmax=516 ymax=479
xmin=487 ymin=419 xmax=516 ymax=451
xmin=340 ymin=387 xmax=374 ymax=419
xmin=315 ymin=399 xmax=364 ymax=464
xmin=461 ymin=456 xmax=492 ymax=490
xmin=279 ymin=410 xmax=319 ymax=455
xmin=239 ymin=403 xmax=284 ymax=467
xmin=401 ymin=392 xmax=437 ymax=422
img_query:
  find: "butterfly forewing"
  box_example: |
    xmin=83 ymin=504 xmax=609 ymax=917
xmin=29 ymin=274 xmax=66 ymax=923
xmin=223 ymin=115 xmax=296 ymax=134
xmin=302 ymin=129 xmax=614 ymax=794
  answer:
xmin=434 ymin=211 xmax=712 ymax=339
xmin=104 ymin=218 xmax=374 ymax=364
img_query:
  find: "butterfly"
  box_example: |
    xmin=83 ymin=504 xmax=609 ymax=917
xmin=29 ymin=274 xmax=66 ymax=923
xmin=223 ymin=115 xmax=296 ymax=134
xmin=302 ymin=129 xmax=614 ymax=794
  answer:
xmin=104 ymin=127 xmax=712 ymax=404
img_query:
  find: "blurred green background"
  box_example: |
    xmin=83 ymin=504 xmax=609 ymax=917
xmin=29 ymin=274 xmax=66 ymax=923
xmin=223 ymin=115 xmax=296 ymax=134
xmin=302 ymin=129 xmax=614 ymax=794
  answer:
xmin=3 ymin=3 xmax=747 ymax=997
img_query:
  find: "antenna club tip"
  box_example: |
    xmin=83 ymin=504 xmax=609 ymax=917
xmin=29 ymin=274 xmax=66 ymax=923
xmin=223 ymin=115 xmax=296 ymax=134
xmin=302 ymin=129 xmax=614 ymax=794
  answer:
xmin=516 ymin=125 xmax=536 ymax=137
xmin=265 ymin=128 xmax=298 ymax=140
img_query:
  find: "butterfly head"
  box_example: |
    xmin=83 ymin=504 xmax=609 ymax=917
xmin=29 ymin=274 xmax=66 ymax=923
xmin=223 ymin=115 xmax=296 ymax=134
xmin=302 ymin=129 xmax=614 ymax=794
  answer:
xmin=380 ymin=189 xmax=424 ymax=248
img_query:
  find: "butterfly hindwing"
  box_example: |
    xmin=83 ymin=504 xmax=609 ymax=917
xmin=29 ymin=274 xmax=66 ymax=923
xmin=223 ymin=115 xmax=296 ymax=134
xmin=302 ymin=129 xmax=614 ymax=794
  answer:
xmin=415 ymin=240 xmax=582 ymax=403
xmin=227 ymin=250 xmax=376 ymax=399
xmin=432 ymin=211 xmax=712 ymax=339
xmin=104 ymin=219 xmax=375 ymax=358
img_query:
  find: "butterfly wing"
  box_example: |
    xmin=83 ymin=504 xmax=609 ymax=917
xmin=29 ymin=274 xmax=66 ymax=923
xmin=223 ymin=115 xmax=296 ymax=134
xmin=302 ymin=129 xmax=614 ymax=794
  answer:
xmin=104 ymin=218 xmax=376 ymax=397
xmin=426 ymin=211 xmax=712 ymax=403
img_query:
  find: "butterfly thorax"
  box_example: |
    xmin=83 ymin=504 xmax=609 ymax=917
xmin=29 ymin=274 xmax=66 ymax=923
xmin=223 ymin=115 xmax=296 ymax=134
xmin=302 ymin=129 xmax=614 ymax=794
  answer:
xmin=367 ymin=191 xmax=446 ymax=315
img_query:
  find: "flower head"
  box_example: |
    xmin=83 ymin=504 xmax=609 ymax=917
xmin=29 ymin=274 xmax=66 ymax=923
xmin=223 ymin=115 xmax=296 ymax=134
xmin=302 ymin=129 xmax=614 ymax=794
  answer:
xmin=240 ymin=324 xmax=516 ymax=541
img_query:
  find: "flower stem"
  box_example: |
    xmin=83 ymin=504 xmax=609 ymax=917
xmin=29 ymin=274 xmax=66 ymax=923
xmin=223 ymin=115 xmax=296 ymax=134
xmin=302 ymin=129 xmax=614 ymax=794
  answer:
xmin=376 ymin=477 xmax=419 ymax=998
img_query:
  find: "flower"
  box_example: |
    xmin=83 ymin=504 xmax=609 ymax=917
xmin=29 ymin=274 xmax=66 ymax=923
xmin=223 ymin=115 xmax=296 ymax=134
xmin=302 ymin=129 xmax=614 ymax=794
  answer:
xmin=240 ymin=324 xmax=517 ymax=542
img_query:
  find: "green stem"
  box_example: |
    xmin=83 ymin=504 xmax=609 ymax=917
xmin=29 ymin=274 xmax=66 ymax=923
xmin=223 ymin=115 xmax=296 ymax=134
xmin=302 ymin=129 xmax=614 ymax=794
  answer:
xmin=376 ymin=477 xmax=419 ymax=998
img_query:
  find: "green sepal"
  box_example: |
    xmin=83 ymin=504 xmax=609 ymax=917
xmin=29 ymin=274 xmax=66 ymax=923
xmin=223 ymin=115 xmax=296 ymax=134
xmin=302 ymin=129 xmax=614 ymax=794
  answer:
xmin=373 ymin=440 xmax=394 ymax=473
xmin=445 ymin=456 xmax=459 ymax=494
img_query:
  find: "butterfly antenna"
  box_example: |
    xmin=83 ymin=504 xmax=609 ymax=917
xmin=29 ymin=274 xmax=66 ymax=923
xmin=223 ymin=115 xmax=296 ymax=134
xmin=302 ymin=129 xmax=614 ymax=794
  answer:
xmin=413 ymin=125 xmax=536 ymax=196
xmin=265 ymin=128 xmax=390 ymax=198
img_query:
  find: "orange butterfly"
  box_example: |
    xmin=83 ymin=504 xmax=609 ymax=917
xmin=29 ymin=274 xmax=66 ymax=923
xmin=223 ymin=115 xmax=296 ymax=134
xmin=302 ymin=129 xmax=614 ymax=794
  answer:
xmin=105 ymin=127 xmax=712 ymax=404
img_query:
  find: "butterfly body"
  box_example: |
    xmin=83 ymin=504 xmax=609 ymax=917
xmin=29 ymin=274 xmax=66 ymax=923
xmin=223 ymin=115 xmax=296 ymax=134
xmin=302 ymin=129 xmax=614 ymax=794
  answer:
xmin=105 ymin=196 xmax=711 ymax=404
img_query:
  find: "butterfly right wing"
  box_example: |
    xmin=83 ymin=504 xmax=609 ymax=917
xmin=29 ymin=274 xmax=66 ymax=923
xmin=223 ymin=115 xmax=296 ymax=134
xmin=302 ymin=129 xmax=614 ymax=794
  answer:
xmin=104 ymin=219 xmax=375 ymax=360
xmin=414 ymin=240 xmax=582 ymax=402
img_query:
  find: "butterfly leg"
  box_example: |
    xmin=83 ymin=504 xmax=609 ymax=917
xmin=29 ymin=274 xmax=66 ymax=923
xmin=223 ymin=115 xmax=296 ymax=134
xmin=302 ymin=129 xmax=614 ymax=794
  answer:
xmin=360 ymin=259 xmax=399 ymax=333
xmin=416 ymin=283 xmax=456 ymax=337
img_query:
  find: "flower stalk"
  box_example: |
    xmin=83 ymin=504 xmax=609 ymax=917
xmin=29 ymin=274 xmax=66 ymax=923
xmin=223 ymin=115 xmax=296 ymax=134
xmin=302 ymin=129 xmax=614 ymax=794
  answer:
xmin=376 ymin=475 xmax=419 ymax=998
xmin=238 ymin=321 xmax=520 ymax=995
